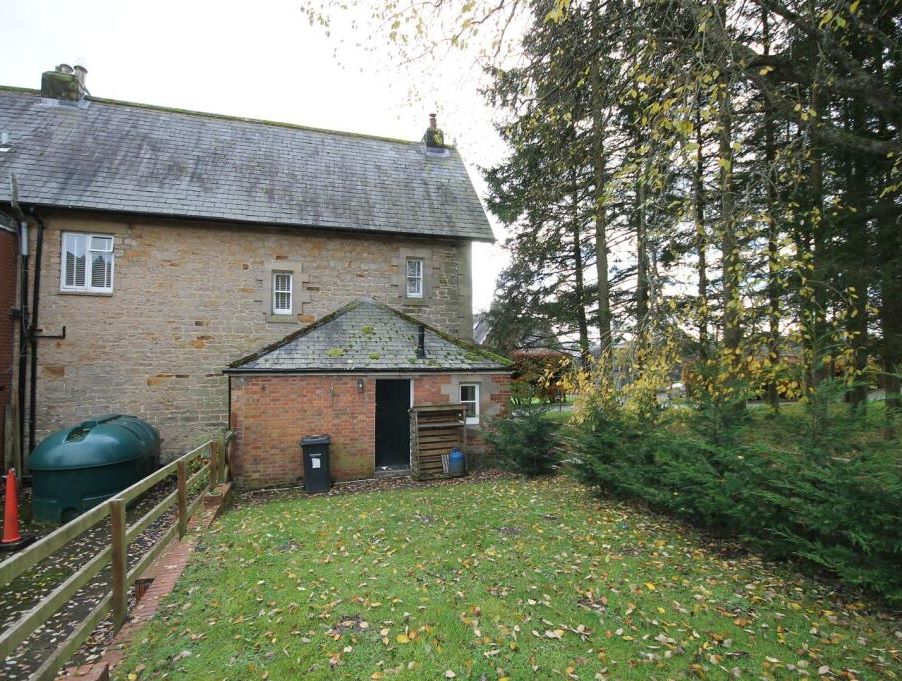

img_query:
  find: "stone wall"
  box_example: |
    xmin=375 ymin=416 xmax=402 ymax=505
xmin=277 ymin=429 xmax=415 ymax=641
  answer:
xmin=229 ymin=371 xmax=511 ymax=488
xmin=0 ymin=228 xmax=17 ymax=455
xmin=29 ymin=211 xmax=474 ymax=456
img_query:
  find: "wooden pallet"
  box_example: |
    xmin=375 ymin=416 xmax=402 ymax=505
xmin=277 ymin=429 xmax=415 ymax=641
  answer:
xmin=410 ymin=405 xmax=467 ymax=481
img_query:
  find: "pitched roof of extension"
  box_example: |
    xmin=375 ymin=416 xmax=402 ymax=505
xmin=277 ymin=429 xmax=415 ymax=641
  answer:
xmin=0 ymin=88 xmax=493 ymax=241
xmin=227 ymin=299 xmax=512 ymax=373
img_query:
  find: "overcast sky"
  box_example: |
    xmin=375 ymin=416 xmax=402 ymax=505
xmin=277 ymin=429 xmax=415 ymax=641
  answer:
xmin=0 ymin=0 xmax=513 ymax=313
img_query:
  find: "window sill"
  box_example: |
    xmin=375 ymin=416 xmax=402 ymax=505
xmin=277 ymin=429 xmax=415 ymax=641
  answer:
xmin=402 ymin=297 xmax=428 ymax=306
xmin=266 ymin=314 xmax=298 ymax=324
xmin=58 ymin=289 xmax=114 ymax=297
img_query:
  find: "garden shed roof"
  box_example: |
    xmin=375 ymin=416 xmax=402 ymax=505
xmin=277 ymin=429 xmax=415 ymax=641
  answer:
xmin=227 ymin=299 xmax=511 ymax=373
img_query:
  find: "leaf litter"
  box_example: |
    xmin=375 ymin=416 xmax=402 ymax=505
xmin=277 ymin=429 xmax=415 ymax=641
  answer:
xmin=110 ymin=476 xmax=900 ymax=680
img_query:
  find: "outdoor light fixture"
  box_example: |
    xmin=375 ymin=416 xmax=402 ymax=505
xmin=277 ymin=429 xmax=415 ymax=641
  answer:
xmin=357 ymin=378 xmax=365 ymax=392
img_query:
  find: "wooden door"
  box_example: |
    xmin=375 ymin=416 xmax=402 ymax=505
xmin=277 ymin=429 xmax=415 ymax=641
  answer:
xmin=375 ymin=379 xmax=411 ymax=469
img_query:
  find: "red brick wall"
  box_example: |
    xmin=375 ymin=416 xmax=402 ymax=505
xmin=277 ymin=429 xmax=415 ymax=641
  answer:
xmin=230 ymin=375 xmax=376 ymax=488
xmin=0 ymin=229 xmax=17 ymax=454
xmin=230 ymin=372 xmax=512 ymax=489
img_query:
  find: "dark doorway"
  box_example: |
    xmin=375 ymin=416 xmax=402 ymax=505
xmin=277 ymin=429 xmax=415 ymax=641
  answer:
xmin=375 ymin=379 xmax=411 ymax=469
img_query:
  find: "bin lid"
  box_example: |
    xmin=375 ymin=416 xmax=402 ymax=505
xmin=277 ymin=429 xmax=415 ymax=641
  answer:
xmin=29 ymin=415 xmax=160 ymax=471
xmin=300 ymin=434 xmax=331 ymax=446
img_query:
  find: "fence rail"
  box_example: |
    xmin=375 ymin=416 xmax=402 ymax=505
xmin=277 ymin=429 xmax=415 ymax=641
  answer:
xmin=0 ymin=430 xmax=235 ymax=681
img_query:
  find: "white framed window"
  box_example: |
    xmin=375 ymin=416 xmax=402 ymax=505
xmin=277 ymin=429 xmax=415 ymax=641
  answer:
xmin=406 ymin=258 xmax=423 ymax=298
xmin=272 ymin=272 xmax=293 ymax=315
xmin=460 ymin=383 xmax=480 ymax=425
xmin=60 ymin=232 xmax=114 ymax=293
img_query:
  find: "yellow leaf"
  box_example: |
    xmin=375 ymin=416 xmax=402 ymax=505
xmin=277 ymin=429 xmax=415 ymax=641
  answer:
xmin=645 ymin=582 xmax=656 ymax=591
xmin=396 ymin=633 xmax=410 ymax=644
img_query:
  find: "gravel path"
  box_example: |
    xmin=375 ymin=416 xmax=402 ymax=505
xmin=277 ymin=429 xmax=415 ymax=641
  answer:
xmin=0 ymin=482 xmax=182 ymax=680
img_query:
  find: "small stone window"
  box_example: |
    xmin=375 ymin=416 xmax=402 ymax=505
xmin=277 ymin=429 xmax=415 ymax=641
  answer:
xmin=460 ymin=383 xmax=480 ymax=425
xmin=406 ymin=258 xmax=424 ymax=298
xmin=272 ymin=272 xmax=292 ymax=314
xmin=60 ymin=232 xmax=114 ymax=293
xmin=264 ymin=260 xmax=308 ymax=323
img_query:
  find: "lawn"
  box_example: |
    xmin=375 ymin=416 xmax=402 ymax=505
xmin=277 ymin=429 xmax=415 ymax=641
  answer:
xmin=114 ymin=478 xmax=900 ymax=680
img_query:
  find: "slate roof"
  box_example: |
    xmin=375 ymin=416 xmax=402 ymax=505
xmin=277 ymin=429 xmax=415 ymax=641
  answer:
xmin=227 ymin=299 xmax=512 ymax=373
xmin=0 ymin=88 xmax=493 ymax=241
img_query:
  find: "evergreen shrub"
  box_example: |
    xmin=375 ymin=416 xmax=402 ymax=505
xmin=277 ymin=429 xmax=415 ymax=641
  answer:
xmin=484 ymin=404 xmax=560 ymax=477
xmin=570 ymin=408 xmax=902 ymax=605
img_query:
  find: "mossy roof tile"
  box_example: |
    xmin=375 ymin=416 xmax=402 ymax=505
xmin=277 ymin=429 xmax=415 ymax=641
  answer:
xmin=227 ymin=299 xmax=511 ymax=373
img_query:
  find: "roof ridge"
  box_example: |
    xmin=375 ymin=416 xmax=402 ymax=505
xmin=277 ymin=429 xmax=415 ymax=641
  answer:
xmin=0 ymin=85 xmax=443 ymax=149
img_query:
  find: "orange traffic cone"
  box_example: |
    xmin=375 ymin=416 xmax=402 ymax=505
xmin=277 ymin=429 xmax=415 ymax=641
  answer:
xmin=1 ymin=469 xmax=34 ymax=552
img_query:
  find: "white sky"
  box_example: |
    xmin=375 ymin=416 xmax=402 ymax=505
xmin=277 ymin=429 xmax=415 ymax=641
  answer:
xmin=0 ymin=0 xmax=513 ymax=313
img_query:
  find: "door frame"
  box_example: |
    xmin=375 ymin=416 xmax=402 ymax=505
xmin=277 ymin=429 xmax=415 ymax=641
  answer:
xmin=374 ymin=377 xmax=414 ymax=469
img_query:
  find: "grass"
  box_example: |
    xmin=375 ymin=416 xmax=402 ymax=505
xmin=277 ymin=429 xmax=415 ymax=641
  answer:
xmin=113 ymin=478 xmax=900 ymax=680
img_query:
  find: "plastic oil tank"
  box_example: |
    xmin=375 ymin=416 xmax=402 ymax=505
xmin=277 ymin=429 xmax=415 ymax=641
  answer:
xmin=29 ymin=415 xmax=160 ymax=523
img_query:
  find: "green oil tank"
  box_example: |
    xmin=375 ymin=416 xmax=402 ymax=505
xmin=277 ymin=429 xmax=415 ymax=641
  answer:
xmin=29 ymin=415 xmax=161 ymax=524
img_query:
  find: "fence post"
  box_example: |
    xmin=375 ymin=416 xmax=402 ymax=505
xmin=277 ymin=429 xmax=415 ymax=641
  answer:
xmin=222 ymin=434 xmax=231 ymax=483
xmin=177 ymin=461 xmax=188 ymax=539
xmin=110 ymin=498 xmax=127 ymax=629
xmin=209 ymin=439 xmax=221 ymax=490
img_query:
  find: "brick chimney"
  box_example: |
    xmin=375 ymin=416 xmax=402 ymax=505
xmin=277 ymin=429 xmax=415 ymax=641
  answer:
xmin=41 ymin=63 xmax=87 ymax=102
xmin=424 ymin=113 xmax=446 ymax=149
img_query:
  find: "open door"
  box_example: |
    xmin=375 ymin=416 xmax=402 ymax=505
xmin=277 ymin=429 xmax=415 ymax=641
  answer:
xmin=375 ymin=379 xmax=411 ymax=469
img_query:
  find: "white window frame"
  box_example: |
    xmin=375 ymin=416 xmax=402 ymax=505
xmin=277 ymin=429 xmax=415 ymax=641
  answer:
xmin=406 ymin=258 xmax=424 ymax=299
xmin=460 ymin=383 xmax=480 ymax=425
xmin=272 ymin=271 xmax=293 ymax=315
xmin=60 ymin=232 xmax=115 ymax=293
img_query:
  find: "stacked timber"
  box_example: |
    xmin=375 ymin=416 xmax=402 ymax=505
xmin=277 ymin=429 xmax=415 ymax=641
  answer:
xmin=409 ymin=405 xmax=466 ymax=481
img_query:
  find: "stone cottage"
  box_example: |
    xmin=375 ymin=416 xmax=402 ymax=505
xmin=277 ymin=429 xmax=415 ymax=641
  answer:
xmin=0 ymin=64 xmax=511 ymax=483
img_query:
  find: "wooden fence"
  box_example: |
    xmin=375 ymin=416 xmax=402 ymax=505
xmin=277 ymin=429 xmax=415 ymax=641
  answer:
xmin=0 ymin=430 xmax=236 ymax=681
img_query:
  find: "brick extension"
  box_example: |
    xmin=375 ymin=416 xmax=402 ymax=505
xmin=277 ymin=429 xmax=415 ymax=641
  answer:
xmin=57 ymin=482 xmax=232 ymax=681
xmin=230 ymin=373 xmax=511 ymax=488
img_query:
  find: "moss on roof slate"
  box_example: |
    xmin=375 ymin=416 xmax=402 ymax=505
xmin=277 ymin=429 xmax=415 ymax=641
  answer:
xmin=227 ymin=299 xmax=511 ymax=373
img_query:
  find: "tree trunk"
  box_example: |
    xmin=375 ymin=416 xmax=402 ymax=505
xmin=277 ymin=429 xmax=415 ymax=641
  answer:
xmin=877 ymin=168 xmax=902 ymax=432
xmin=636 ymin=172 xmax=650 ymax=332
xmin=717 ymin=58 xmax=741 ymax=373
xmin=843 ymin=116 xmax=870 ymax=410
xmin=762 ymin=7 xmax=781 ymax=411
xmin=590 ymin=0 xmax=613 ymax=361
xmin=694 ymin=90 xmax=709 ymax=360
xmin=805 ymin=87 xmax=830 ymax=395
xmin=570 ymin=167 xmax=591 ymax=363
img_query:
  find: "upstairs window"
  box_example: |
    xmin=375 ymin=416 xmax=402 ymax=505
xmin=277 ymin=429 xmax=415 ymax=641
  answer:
xmin=61 ymin=232 xmax=114 ymax=293
xmin=460 ymin=383 xmax=480 ymax=425
xmin=406 ymin=258 xmax=423 ymax=298
xmin=273 ymin=272 xmax=293 ymax=315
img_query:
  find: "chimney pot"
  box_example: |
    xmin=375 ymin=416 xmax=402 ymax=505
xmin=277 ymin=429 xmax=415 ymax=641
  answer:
xmin=429 ymin=113 xmax=437 ymax=129
xmin=57 ymin=64 xmax=73 ymax=74
xmin=73 ymin=64 xmax=87 ymax=88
